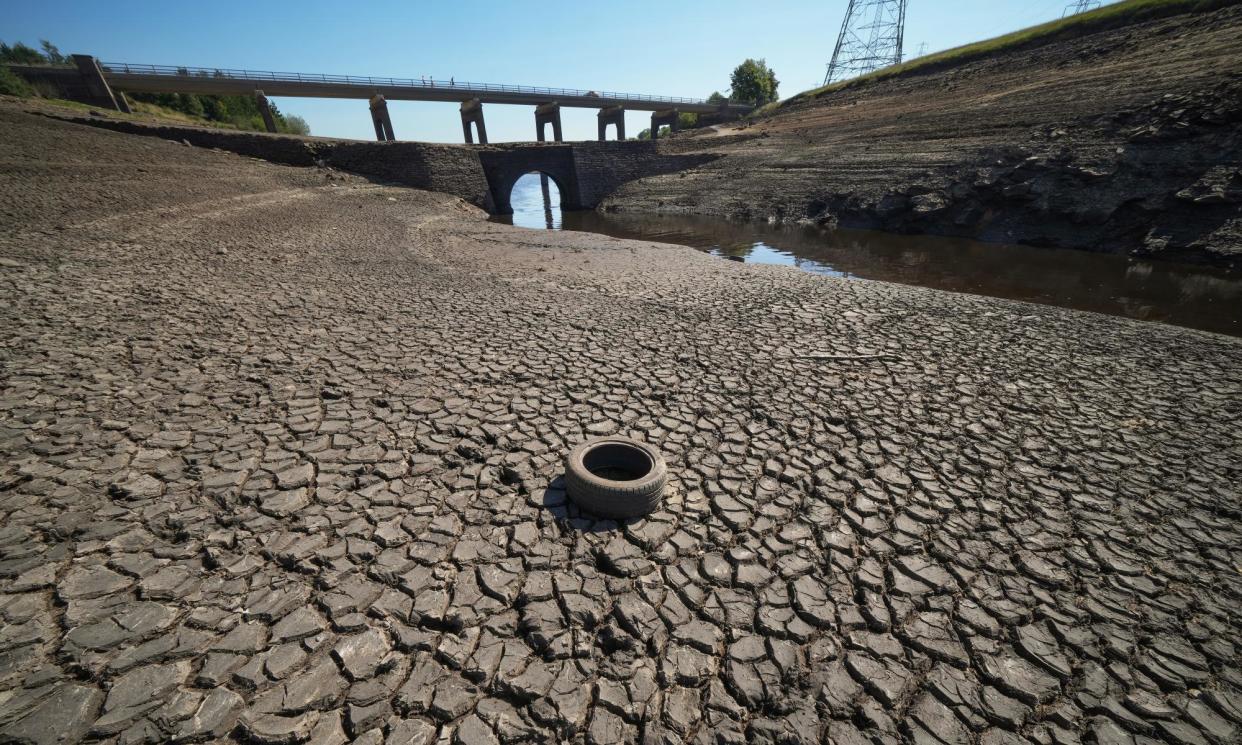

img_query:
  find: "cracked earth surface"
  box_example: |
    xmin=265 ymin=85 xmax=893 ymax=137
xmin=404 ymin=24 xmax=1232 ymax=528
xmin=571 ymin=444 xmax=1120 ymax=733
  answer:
xmin=1 ymin=108 xmax=1240 ymax=745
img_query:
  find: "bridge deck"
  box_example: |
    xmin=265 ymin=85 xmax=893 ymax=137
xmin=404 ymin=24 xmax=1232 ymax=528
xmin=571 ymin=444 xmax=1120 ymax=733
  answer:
xmin=77 ymin=63 xmax=745 ymax=114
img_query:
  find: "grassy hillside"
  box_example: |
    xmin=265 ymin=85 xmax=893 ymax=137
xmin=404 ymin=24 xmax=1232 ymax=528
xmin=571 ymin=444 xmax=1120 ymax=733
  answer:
xmin=772 ymin=0 xmax=1240 ymax=112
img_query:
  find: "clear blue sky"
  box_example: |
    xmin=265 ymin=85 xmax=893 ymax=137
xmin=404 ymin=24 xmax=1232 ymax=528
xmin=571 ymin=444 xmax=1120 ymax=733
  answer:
xmin=5 ymin=0 xmax=1090 ymax=143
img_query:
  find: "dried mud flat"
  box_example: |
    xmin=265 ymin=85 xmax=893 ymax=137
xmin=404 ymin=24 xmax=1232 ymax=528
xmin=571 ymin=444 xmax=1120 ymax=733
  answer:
xmin=0 ymin=107 xmax=1240 ymax=745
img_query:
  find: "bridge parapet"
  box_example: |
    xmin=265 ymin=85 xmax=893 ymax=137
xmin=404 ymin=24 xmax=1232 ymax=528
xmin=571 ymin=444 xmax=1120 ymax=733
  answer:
xmin=88 ymin=61 xmax=746 ymax=113
xmin=7 ymin=56 xmax=752 ymax=144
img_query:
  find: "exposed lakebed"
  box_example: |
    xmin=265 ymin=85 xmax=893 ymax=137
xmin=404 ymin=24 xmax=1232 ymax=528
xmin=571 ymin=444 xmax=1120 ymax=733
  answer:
xmin=495 ymin=173 xmax=1242 ymax=337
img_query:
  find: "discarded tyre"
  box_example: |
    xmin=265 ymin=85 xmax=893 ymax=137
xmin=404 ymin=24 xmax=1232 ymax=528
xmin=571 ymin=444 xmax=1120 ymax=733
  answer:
xmin=564 ymin=437 xmax=667 ymax=519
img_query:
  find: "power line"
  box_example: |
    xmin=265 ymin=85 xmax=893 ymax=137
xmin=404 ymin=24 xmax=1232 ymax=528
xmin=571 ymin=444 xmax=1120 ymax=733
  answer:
xmin=823 ymin=0 xmax=910 ymax=86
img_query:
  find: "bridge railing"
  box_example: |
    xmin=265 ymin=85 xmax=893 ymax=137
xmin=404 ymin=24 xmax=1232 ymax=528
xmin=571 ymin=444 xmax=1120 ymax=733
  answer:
xmin=100 ymin=62 xmax=710 ymax=106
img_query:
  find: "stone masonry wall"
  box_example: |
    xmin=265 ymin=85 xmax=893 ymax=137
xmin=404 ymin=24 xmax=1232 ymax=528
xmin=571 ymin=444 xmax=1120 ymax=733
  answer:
xmin=325 ymin=142 xmax=494 ymax=211
xmin=52 ymin=116 xmax=494 ymax=209
xmin=569 ymin=141 xmax=719 ymax=210
xmin=50 ymin=113 xmax=716 ymax=214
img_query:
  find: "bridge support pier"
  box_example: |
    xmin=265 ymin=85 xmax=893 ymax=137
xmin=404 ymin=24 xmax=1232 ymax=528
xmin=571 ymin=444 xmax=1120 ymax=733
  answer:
xmin=461 ymin=99 xmax=488 ymax=144
xmin=597 ymin=106 xmax=625 ymax=141
xmin=534 ymin=102 xmax=562 ymax=142
xmin=369 ymin=95 xmax=396 ymax=142
xmin=650 ymin=109 xmax=680 ymax=140
xmin=255 ymin=90 xmax=278 ymax=133
xmin=70 ymin=54 xmax=122 ymax=112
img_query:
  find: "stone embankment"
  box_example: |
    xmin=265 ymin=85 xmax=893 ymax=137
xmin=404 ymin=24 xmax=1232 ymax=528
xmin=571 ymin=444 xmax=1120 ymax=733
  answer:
xmin=603 ymin=5 xmax=1242 ymax=267
xmin=1 ymin=103 xmax=1240 ymax=745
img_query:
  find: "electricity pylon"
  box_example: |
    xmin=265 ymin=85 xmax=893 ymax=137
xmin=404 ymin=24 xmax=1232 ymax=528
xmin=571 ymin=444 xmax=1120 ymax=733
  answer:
xmin=1063 ymin=1 xmax=1101 ymax=16
xmin=823 ymin=0 xmax=909 ymax=86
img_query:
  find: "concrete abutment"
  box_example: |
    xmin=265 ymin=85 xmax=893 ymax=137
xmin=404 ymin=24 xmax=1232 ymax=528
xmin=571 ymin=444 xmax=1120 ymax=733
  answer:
xmin=70 ymin=55 xmax=123 ymax=112
xmin=461 ymin=99 xmax=488 ymax=144
xmin=369 ymin=95 xmax=396 ymax=142
xmin=535 ymin=102 xmax=563 ymax=143
xmin=597 ymin=106 xmax=625 ymax=141
xmin=255 ymin=90 xmax=278 ymax=134
xmin=650 ymin=109 xmax=679 ymax=140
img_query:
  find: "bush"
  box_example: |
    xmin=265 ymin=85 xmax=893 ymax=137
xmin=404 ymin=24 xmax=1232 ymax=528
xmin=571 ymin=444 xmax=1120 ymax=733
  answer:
xmin=0 ymin=66 xmax=34 ymax=97
xmin=176 ymin=92 xmax=205 ymax=118
xmin=744 ymin=101 xmax=781 ymax=121
xmin=635 ymin=126 xmax=674 ymax=140
xmin=281 ymin=115 xmax=311 ymax=136
xmin=128 ymin=90 xmax=310 ymax=134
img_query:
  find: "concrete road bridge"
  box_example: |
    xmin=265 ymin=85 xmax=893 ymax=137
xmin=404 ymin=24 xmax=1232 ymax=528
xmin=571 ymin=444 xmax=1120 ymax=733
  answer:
xmin=8 ymin=56 xmax=751 ymax=144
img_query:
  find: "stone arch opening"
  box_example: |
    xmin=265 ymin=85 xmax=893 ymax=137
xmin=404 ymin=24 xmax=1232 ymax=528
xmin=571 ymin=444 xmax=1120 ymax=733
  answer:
xmin=506 ymin=171 xmax=565 ymax=229
xmin=478 ymin=147 xmax=581 ymax=216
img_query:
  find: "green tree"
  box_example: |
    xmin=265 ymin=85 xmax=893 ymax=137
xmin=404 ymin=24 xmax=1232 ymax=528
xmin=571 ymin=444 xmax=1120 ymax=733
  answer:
xmin=39 ymin=40 xmax=67 ymax=65
xmin=282 ymin=115 xmax=311 ymax=136
xmin=0 ymin=41 xmax=46 ymax=64
xmin=176 ymin=92 xmax=205 ymax=118
xmin=729 ymin=58 xmax=779 ymax=106
xmin=707 ymin=91 xmax=728 ymax=105
xmin=635 ymin=126 xmax=672 ymax=140
xmin=201 ymin=96 xmax=228 ymax=121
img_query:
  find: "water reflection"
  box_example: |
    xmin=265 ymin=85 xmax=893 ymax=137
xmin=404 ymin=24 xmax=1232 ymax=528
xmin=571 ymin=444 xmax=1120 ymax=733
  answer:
xmin=508 ymin=172 xmax=560 ymax=230
xmin=494 ymin=175 xmax=1241 ymax=337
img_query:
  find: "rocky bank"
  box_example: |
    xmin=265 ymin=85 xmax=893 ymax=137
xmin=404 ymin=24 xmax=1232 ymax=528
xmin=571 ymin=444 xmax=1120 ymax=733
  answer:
xmin=603 ymin=5 xmax=1242 ymax=267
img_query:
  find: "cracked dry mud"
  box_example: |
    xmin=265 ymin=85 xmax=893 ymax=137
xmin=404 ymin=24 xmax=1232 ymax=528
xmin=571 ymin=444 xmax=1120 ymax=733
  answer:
xmin=1 ymin=107 xmax=1241 ymax=745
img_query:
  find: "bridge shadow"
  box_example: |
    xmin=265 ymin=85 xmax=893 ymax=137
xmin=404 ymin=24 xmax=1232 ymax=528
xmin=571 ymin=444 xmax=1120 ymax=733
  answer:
xmin=540 ymin=474 xmax=639 ymax=533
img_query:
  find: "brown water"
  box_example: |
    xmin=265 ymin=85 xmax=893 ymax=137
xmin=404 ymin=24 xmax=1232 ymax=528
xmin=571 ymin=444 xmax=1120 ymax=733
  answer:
xmin=494 ymin=173 xmax=1242 ymax=337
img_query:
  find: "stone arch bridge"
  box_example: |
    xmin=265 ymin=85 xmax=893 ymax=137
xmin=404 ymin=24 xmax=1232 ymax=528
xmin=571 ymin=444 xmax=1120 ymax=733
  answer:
xmin=57 ymin=114 xmax=723 ymax=215
xmin=476 ymin=143 xmax=714 ymax=214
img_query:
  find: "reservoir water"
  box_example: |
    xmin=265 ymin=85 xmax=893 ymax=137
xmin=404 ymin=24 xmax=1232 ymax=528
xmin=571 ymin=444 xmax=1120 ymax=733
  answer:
xmin=493 ymin=173 xmax=1241 ymax=337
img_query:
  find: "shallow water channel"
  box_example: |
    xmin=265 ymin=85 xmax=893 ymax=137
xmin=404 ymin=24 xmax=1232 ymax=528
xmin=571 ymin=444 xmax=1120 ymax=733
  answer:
xmin=493 ymin=173 xmax=1242 ymax=337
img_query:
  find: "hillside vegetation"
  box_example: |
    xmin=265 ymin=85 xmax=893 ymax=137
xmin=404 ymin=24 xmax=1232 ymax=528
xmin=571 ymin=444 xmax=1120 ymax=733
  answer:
xmin=0 ymin=39 xmax=310 ymax=135
xmin=777 ymin=0 xmax=1241 ymax=111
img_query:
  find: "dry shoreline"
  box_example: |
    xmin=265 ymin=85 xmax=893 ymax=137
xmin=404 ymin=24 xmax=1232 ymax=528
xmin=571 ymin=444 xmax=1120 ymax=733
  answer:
xmin=604 ymin=5 xmax=1242 ymax=268
xmin=0 ymin=105 xmax=1240 ymax=744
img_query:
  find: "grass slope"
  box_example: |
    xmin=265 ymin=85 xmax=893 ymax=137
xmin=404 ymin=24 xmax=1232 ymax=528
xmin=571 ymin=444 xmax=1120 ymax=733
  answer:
xmin=773 ymin=0 xmax=1240 ymax=112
